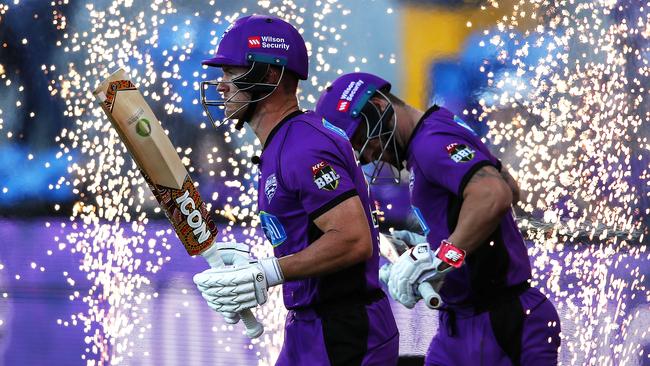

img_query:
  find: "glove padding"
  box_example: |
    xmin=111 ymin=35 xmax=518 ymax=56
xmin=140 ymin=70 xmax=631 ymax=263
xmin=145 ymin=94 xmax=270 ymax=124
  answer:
xmin=193 ymin=257 xmax=283 ymax=313
xmin=213 ymin=241 xmax=251 ymax=266
xmin=387 ymin=243 xmax=455 ymax=309
xmin=200 ymin=241 xmax=253 ymax=323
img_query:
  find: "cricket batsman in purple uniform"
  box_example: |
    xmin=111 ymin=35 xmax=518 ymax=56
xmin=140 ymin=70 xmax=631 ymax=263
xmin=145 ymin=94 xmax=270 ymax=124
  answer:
xmin=315 ymin=72 xmax=561 ymax=366
xmin=191 ymin=17 xmax=399 ymax=365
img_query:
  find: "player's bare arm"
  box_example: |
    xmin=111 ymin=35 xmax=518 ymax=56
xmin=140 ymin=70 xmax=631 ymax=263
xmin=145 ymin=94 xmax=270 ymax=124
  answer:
xmin=499 ymin=167 xmax=521 ymax=204
xmin=278 ymin=195 xmax=373 ymax=280
xmin=447 ymin=165 xmax=513 ymax=254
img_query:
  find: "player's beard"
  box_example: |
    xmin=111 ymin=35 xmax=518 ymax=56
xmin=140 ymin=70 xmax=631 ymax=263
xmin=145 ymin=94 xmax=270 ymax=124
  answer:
xmin=223 ymin=89 xmax=253 ymax=121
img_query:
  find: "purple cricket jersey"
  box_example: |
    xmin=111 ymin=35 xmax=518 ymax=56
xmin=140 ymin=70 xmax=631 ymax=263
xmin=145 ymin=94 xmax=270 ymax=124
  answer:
xmin=405 ymin=106 xmax=532 ymax=307
xmin=257 ymin=110 xmax=382 ymax=309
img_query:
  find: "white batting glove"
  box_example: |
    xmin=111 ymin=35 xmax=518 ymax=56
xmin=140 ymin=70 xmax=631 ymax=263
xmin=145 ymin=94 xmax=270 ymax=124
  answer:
xmin=193 ymin=257 xmax=284 ymax=313
xmin=213 ymin=241 xmax=251 ymax=266
xmin=390 ymin=230 xmax=428 ymax=247
xmin=200 ymin=241 xmax=253 ymax=324
xmin=387 ymin=241 xmax=465 ymax=309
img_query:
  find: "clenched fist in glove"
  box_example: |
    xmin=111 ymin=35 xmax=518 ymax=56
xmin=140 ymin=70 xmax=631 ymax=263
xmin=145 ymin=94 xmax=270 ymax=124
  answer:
xmin=199 ymin=242 xmax=254 ymax=324
xmin=387 ymin=240 xmax=465 ymax=308
xmin=193 ymin=253 xmax=284 ymax=313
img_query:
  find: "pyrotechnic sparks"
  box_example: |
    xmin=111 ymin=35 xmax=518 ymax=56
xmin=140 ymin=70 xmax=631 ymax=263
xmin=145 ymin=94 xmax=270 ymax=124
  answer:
xmin=477 ymin=0 xmax=650 ymax=364
xmin=0 ymin=0 xmax=647 ymax=365
xmin=0 ymin=1 xmax=379 ymax=364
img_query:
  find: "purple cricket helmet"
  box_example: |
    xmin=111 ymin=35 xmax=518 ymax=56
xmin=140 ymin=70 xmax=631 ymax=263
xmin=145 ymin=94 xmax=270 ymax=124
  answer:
xmin=200 ymin=15 xmax=308 ymax=129
xmin=315 ymin=72 xmax=391 ymax=138
xmin=202 ymin=15 xmax=308 ymax=80
xmin=316 ymin=72 xmax=402 ymax=184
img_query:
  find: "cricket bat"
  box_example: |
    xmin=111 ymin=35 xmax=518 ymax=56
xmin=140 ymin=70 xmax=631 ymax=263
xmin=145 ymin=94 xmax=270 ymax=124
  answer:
xmin=379 ymin=233 xmax=443 ymax=309
xmin=93 ymin=68 xmax=263 ymax=338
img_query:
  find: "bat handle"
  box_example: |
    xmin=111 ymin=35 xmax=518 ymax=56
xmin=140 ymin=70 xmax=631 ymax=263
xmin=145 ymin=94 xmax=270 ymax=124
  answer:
xmin=201 ymin=245 xmax=265 ymax=338
xmin=417 ymin=281 xmax=443 ymax=309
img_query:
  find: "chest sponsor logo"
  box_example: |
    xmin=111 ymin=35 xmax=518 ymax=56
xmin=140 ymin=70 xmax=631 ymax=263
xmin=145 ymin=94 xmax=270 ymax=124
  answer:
xmin=247 ymin=35 xmax=290 ymax=50
xmin=264 ymin=174 xmax=277 ymax=203
xmin=446 ymin=143 xmax=475 ymax=163
xmin=408 ymin=167 xmax=415 ymax=195
xmin=259 ymin=211 xmax=287 ymax=247
xmin=312 ymin=161 xmax=341 ymax=191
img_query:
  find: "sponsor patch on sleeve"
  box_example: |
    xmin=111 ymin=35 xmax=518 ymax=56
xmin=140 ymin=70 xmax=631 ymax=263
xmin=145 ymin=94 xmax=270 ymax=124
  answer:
xmin=260 ymin=211 xmax=287 ymax=247
xmin=411 ymin=205 xmax=430 ymax=236
xmin=446 ymin=143 xmax=475 ymax=163
xmin=311 ymin=160 xmax=341 ymax=191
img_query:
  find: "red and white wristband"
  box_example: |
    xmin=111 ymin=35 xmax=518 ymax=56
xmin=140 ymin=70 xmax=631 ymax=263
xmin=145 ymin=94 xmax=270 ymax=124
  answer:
xmin=436 ymin=240 xmax=466 ymax=268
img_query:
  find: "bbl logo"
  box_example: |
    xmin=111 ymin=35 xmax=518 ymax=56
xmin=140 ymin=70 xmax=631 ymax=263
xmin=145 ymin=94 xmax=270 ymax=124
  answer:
xmin=446 ymin=143 xmax=475 ymax=163
xmin=312 ymin=161 xmax=341 ymax=191
xmin=136 ymin=118 xmax=152 ymax=137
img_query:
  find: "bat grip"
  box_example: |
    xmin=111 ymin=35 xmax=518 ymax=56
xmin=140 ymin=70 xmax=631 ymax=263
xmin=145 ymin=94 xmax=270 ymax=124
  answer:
xmin=201 ymin=245 xmax=264 ymax=338
xmin=417 ymin=281 xmax=443 ymax=309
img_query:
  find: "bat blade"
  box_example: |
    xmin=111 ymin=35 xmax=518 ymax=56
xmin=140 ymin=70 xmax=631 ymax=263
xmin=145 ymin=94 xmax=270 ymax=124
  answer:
xmin=93 ymin=68 xmax=263 ymax=338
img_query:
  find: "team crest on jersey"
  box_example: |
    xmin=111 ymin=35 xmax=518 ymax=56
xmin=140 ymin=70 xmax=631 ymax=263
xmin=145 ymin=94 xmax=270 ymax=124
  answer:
xmin=446 ymin=143 xmax=475 ymax=163
xmin=260 ymin=211 xmax=287 ymax=247
xmin=264 ymin=174 xmax=277 ymax=203
xmin=312 ymin=161 xmax=341 ymax=191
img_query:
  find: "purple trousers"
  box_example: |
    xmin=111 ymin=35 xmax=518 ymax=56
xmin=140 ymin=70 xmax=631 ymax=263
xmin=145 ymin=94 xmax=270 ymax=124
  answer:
xmin=276 ymin=294 xmax=399 ymax=366
xmin=426 ymin=287 xmax=561 ymax=366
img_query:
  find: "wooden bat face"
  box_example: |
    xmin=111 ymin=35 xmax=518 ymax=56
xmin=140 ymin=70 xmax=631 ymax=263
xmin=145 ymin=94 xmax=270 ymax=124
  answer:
xmin=93 ymin=69 xmax=217 ymax=256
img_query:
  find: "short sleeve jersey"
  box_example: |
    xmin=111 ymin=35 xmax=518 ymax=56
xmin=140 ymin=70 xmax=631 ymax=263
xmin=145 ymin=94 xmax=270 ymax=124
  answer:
xmin=257 ymin=110 xmax=381 ymax=309
xmin=406 ymin=106 xmax=532 ymax=307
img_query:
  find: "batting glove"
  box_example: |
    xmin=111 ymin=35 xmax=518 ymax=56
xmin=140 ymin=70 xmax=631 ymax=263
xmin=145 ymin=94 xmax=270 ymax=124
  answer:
xmin=193 ymin=257 xmax=284 ymax=313
xmin=387 ymin=240 xmax=465 ymax=309
xmin=198 ymin=242 xmax=257 ymax=323
xmin=390 ymin=230 xmax=428 ymax=247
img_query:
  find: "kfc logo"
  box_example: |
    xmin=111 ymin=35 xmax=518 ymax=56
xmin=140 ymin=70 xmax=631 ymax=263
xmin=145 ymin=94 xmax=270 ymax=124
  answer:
xmin=446 ymin=143 xmax=475 ymax=163
xmin=248 ymin=36 xmax=261 ymax=48
xmin=312 ymin=161 xmax=341 ymax=191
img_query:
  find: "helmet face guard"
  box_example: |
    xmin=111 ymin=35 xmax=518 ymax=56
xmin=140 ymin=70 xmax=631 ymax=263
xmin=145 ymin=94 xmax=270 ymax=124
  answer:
xmin=356 ymin=89 xmax=402 ymax=185
xmin=200 ymin=54 xmax=287 ymax=130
